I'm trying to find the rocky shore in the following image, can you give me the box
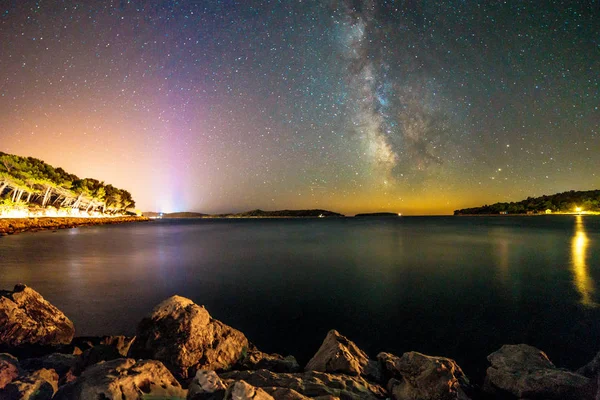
[0,216,149,236]
[1,284,598,399]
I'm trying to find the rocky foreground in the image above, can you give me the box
[0,216,149,236]
[1,285,599,399]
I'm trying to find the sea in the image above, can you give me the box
[1,215,599,380]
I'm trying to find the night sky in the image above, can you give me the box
[1,1,598,214]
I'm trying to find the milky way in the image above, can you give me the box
[335,0,459,182]
[1,1,598,214]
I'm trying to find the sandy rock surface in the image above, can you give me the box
[129,295,250,379]
[0,284,75,348]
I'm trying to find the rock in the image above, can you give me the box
[0,353,21,389]
[53,358,187,400]
[19,353,77,379]
[129,295,249,379]
[577,350,600,378]
[187,373,311,400]
[70,335,134,357]
[305,330,380,381]
[484,344,594,399]
[377,351,470,400]
[70,345,123,376]
[238,347,300,373]
[0,368,59,400]
[262,387,310,400]
[220,369,386,399]
[99,335,135,357]
[69,338,96,355]
[188,370,227,400]
[0,284,75,347]
[224,380,274,400]
[487,343,555,371]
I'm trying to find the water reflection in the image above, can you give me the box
[495,237,510,284]
[572,215,595,306]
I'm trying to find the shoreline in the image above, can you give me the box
[453,213,554,217]
[1,213,594,237]
[1,284,598,399]
[0,216,150,236]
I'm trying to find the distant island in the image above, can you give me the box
[144,209,344,218]
[354,212,401,217]
[0,151,137,218]
[454,189,600,215]
[143,212,208,219]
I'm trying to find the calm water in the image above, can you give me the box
[1,216,600,380]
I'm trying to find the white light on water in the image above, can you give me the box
[572,215,595,307]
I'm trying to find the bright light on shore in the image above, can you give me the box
[0,209,29,218]
[0,207,128,219]
[575,207,583,214]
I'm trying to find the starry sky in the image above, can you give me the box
[1,1,598,215]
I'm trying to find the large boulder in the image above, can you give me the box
[0,284,75,347]
[484,344,594,399]
[53,358,187,400]
[224,380,274,400]
[220,369,387,399]
[305,330,380,381]
[0,368,59,400]
[378,351,471,400]
[129,295,249,379]
[0,353,21,389]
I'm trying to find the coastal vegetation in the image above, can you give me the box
[454,189,600,215]
[0,151,135,217]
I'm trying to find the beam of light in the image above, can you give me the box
[571,215,596,307]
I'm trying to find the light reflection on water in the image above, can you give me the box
[494,235,510,284]
[572,215,595,307]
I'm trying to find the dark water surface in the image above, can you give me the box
[1,216,600,379]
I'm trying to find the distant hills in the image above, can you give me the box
[354,212,400,217]
[454,190,600,215]
[143,212,207,218]
[144,209,344,218]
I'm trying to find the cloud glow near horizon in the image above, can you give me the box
[1,1,598,214]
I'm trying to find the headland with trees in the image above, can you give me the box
[454,189,600,215]
[0,151,136,218]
